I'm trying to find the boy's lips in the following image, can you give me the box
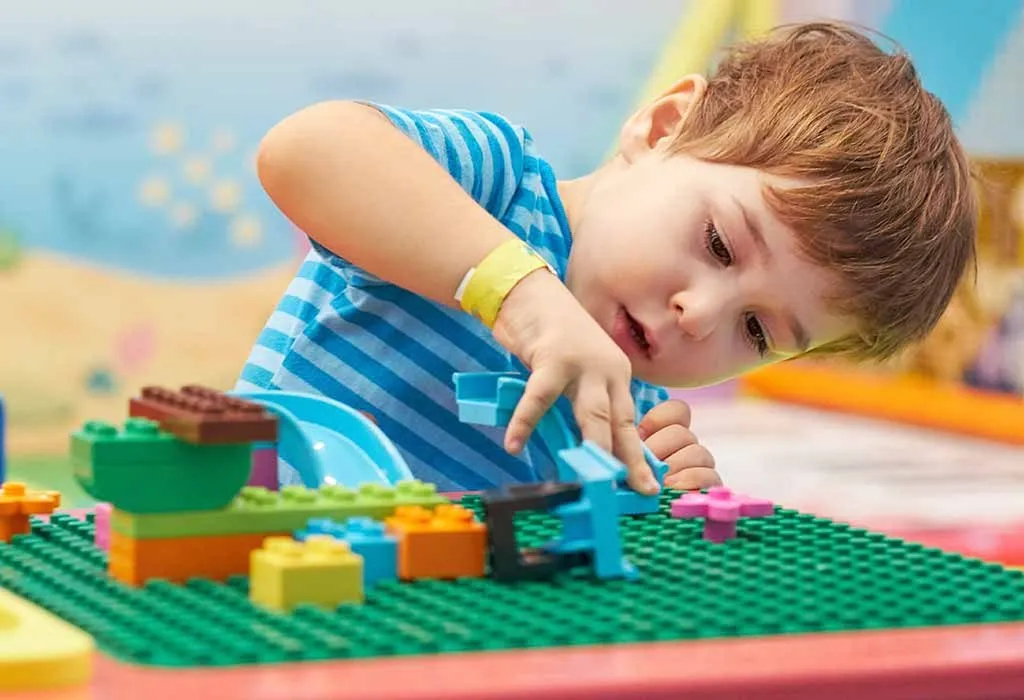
[612,307,655,360]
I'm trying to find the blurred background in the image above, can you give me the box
[1,1,1021,559]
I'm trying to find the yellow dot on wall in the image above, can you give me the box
[211,127,237,153]
[230,214,263,248]
[209,180,242,213]
[151,122,186,156]
[138,176,171,207]
[183,156,212,185]
[170,202,198,230]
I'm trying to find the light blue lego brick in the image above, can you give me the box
[296,516,398,588]
[616,445,668,516]
[550,442,638,581]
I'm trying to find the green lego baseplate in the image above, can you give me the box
[3,493,1024,669]
[110,482,447,539]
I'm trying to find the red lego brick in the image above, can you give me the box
[128,385,277,445]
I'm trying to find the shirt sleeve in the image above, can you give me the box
[632,379,671,422]
[308,104,528,285]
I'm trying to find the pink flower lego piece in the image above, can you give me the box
[670,486,774,543]
[94,502,112,552]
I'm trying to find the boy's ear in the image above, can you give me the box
[619,75,708,163]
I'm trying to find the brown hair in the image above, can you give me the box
[669,21,978,360]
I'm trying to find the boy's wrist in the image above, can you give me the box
[456,239,556,328]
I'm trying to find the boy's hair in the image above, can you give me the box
[669,21,978,361]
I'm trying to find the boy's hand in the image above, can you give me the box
[637,399,721,490]
[492,270,660,495]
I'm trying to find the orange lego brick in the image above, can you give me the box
[384,503,487,580]
[0,482,61,543]
[109,529,287,586]
[129,385,277,445]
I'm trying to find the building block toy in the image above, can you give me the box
[0,481,61,542]
[93,501,112,552]
[481,482,592,581]
[0,587,94,690]
[296,516,397,587]
[670,487,776,543]
[130,385,278,444]
[454,371,667,516]
[250,535,364,612]
[234,390,415,488]
[547,442,637,580]
[110,480,446,539]
[384,504,487,580]
[71,417,252,514]
[109,529,286,586]
[249,442,280,490]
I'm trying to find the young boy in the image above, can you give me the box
[236,22,976,495]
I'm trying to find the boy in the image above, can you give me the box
[237,22,977,495]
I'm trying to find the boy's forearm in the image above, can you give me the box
[257,101,516,308]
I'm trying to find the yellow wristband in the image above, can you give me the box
[456,239,555,328]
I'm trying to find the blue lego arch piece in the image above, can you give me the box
[234,391,415,489]
[453,371,667,515]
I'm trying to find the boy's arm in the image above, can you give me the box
[257,101,519,306]
[257,101,658,495]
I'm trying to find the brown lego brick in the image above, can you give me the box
[128,385,277,445]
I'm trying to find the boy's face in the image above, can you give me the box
[562,150,856,388]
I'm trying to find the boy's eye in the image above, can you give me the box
[745,314,769,357]
[704,221,732,265]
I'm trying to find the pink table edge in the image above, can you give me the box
[12,622,1024,700]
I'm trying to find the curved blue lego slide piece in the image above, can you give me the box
[234,391,415,489]
[453,371,667,516]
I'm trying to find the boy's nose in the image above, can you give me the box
[672,296,721,341]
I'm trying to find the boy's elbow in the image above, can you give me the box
[256,101,384,201]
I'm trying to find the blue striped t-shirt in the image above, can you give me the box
[236,105,670,491]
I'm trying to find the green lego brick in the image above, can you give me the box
[4,494,1024,669]
[110,481,447,539]
[71,418,252,514]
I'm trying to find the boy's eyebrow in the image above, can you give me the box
[732,195,771,260]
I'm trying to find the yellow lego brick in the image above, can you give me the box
[0,587,94,690]
[250,536,364,612]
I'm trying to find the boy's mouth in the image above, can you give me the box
[613,307,653,360]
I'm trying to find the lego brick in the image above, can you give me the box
[108,530,286,586]
[0,482,61,543]
[129,385,277,445]
[111,480,446,539]
[0,587,94,690]
[248,444,279,490]
[93,502,111,552]
[250,535,363,612]
[9,501,1024,670]
[550,442,637,580]
[384,504,487,580]
[71,418,253,514]
[296,516,397,587]
[671,487,775,543]
[480,482,588,582]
